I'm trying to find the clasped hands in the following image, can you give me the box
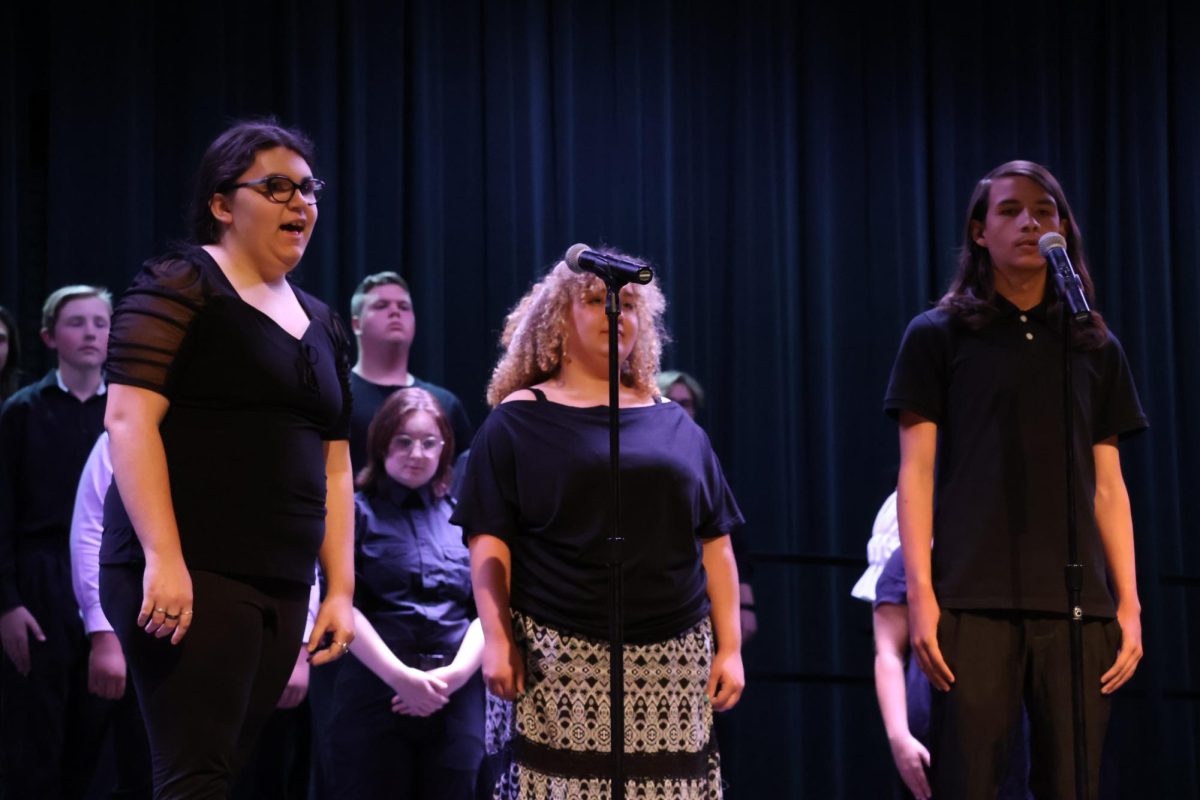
[389,662,470,716]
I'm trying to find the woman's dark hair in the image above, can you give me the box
[356,387,455,498]
[0,305,22,401]
[188,118,316,245]
[938,160,1108,349]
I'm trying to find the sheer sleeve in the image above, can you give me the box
[105,256,207,397]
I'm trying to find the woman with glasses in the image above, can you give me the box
[99,119,356,798]
[453,249,745,799]
[328,387,484,799]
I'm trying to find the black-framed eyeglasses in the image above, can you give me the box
[228,175,326,204]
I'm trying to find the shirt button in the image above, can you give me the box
[1025,332,1034,341]
[1020,314,1028,322]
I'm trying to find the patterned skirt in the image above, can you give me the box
[485,611,722,799]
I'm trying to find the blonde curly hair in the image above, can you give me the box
[486,248,668,407]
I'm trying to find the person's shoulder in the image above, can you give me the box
[121,246,214,310]
[499,388,538,405]
[906,306,954,334]
[142,246,212,287]
[895,306,958,354]
[0,375,49,415]
[1096,326,1128,356]
[352,490,374,513]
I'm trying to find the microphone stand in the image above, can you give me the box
[604,283,626,800]
[1051,270,1090,800]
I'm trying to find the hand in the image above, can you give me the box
[706,647,745,711]
[277,645,311,709]
[139,555,193,644]
[307,593,355,666]
[481,634,525,701]
[0,606,45,676]
[908,590,954,691]
[1101,603,1143,694]
[87,631,127,700]
[426,663,470,696]
[389,666,449,717]
[888,732,932,800]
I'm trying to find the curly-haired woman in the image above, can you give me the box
[452,248,745,798]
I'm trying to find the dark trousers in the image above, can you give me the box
[230,699,311,800]
[328,655,484,799]
[0,548,116,799]
[305,656,342,800]
[100,565,309,800]
[105,687,154,799]
[930,611,1120,800]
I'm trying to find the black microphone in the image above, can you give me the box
[1038,233,1091,323]
[565,243,654,287]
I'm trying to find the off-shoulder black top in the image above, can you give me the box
[100,246,353,585]
[451,391,744,643]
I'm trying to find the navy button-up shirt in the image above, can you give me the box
[353,480,473,655]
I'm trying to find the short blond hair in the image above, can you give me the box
[41,285,112,332]
[486,249,668,407]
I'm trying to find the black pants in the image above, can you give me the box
[100,565,310,800]
[305,655,342,800]
[328,655,484,799]
[930,611,1121,800]
[0,548,117,799]
[230,699,311,800]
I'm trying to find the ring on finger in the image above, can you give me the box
[153,607,167,614]
[164,612,181,621]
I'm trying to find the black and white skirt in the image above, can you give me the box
[485,611,722,799]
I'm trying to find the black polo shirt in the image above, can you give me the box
[884,296,1147,617]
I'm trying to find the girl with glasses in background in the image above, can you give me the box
[328,387,484,799]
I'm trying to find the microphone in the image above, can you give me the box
[565,244,654,287]
[1038,233,1091,323]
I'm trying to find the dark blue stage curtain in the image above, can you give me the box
[3,2,1197,797]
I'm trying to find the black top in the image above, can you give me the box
[353,481,473,655]
[451,391,744,643]
[884,296,1148,617]
[101,246,353,585]
[0,371,106,610]
[349,372,473,470]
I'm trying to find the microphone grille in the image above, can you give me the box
[1038,232,1067,257]
[564,243,591,273]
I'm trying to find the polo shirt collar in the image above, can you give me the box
[993,291,1052,323]
[54,369,107,397]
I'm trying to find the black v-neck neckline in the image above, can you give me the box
[199,246,313,342]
